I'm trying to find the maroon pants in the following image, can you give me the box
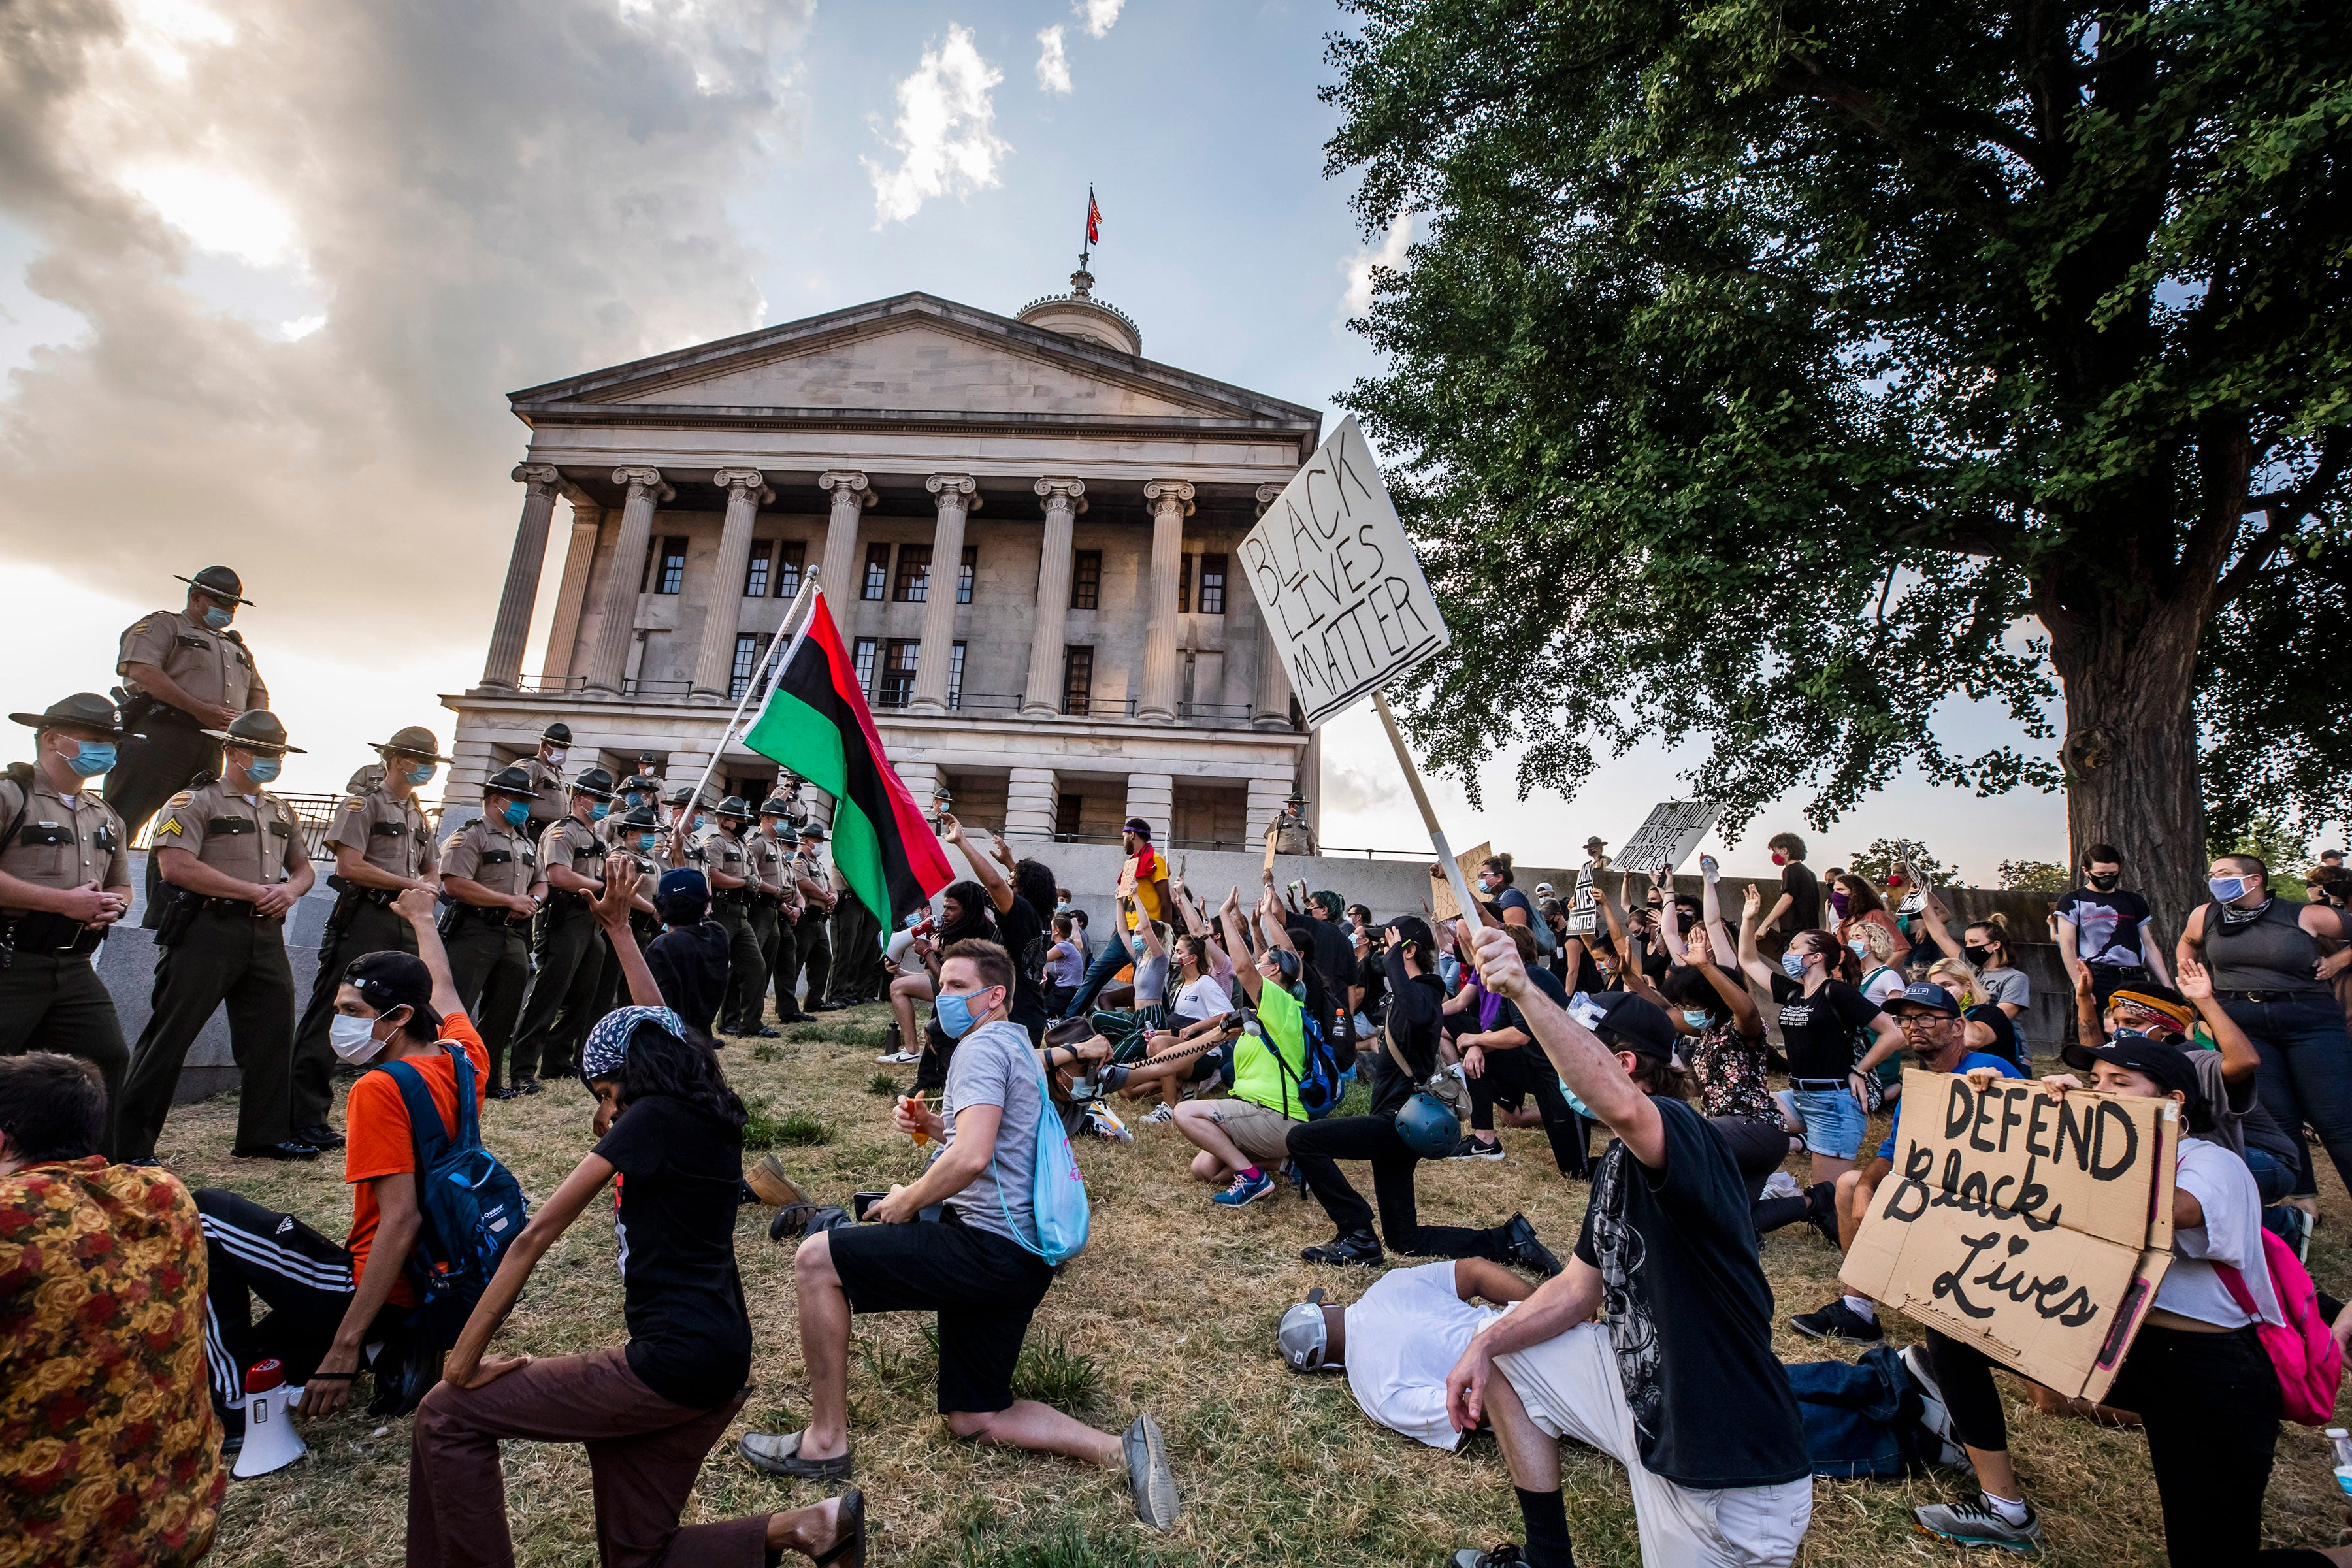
[407,1346,768,1568]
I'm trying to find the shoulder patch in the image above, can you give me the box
[342,796,366,810]
[130,617,153,633]
[165,791,194,809]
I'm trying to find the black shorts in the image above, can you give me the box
[828,1215,1056,1415]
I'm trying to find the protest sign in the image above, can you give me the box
[1614,800,1720,878]
[1427,841,1491,923]
[1238,415,1450,730]
[1841,1068,2178,1403]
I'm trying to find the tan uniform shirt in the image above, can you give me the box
[517,757,566,827]
[116,608,267,715]
[324,785,440,881]
[539,816,604,886]
[347,764,385,794]
[151,779,301,889]
[441,819,539,899]
[1268,814,1316,856]
[0,769,130,914]
[749,832,789,898]
[697,826,749,890]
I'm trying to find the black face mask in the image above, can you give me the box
[1962,943,1992,966]
[2087,872,2119,891]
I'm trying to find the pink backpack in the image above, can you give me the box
[2218,1228,2345,1426]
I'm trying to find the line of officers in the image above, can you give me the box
[0,564,884,1166]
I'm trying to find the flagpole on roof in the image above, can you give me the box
[684,574,819,813]
[1080,183,1093,270]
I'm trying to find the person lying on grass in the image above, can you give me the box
[409,856,862,1568]
[1276,1258,1536,1449]
[737,938,1181,1532]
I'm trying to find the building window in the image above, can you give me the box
[1177,554,1190,614]
[1070,550,1101,610]
[1061,646,1092,716]
[774,540,806,600]
[1056,792,1081,836]
[862,544,891,600]
[642,534,689,594]
[948,641,966,710]
[729,632,771,699]
[879,640,919,708]
[957,545,977,604]
[893,544,932,602]
[744,542,772,599]
[853,637,878,693]
[1198,552,1226,615]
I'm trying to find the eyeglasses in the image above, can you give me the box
[1895,1012,1950,1031]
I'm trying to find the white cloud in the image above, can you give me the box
[1035,25,1071,93]
[1341,210,1413,317]
[278,312,325,340]
[1075,0,1124,39]
[123,164,303,268]
[866,25,1008,226]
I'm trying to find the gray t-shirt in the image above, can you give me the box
[939,1019,1045,1245]
[1978,966,2033,1055]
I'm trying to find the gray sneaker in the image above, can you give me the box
[1912,1494,2042,1554]
[1121,1413,1179,1530]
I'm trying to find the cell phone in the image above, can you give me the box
[852,1190,889,1222]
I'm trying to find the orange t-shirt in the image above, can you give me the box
[343,1013,488,1307]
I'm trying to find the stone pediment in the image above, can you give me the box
[510,293,1319,440]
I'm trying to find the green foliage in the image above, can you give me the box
[1997,859,2073,895]
[2200,536,2352,844]
[866,1073,902,1096]
[752,1043,781,1063]
[1321,0,2352,849]
[742,1102,831,1151]
[1010,1330,1103,1414]
[955,1523,1161,1568]
[1841,838,1952,888]
[2209,813,2313,900]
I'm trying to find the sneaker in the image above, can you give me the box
[1213,1170,1275,1207]
[1790,1297,1884,1343]
[291,1123,346,1151]
[1501,1212,1562,1279]
[1912,1494,2042,1554]
[1899,1345,1970,1467]
[1120,1413,1180,1530]
[1805,1180,1841,1249]
[231,1141,321,1161]
[1454,1548,1530,1568]
[1301,1229,1385,1267]
[1761,1170,1802,1201]
[1141,1103,1176,1126]
[519,1079,543,1096]
[1448,1135,1505,1162]
[874,1049,919,1064]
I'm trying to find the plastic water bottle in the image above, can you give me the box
[2327,1428,2352,1499]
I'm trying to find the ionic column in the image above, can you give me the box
[1005,766,1058,839]
[581,466,671,695]
[815,470,874,602]
[1251,482,1296,729]
[540,494,602,683]
[1020,478,1086,717]
[481,463,561,689]
[690,468,772,704]
[910,474,980,715]
[1136,480,1192,724]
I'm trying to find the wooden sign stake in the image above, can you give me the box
[1373,690,1481,932]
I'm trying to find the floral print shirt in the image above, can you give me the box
[1687,1021,1780,1127]
[1,1159,222,1568]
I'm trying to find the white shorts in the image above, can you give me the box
[1494,1319,1813,1568]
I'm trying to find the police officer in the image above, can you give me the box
[439,765,544,1098]
[612,762,662,821]
[660,782,708,871]
[755,796,811,1025]
[287,725,448,1147]
[744,797,796,1033]
[591,798,664,1020]
[702,797,767,1036]
[517,723,574,838]
[114,710,316,1162]
[0,695,133,1106]
[508,766,616,1085]
[800,823,847,1011]
[1267,789,1317,857]
[106,566,269,843]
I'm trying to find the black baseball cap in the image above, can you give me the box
[1587,991,1676,1060]
[1386,914,1435,951]
[345,951,433,1021]
[2060,1031,2204,1115]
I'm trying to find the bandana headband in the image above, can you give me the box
[581,1005,685,1083]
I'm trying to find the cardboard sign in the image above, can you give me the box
[1428,840,1491,923]
[1614,800,1720,878]
[1238,415,1451,729]
[1841,1068,2179,1403]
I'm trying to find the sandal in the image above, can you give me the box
[813,1488,865,1568]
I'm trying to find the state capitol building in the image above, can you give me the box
[443,267,1322,848]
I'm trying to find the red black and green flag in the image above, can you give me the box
[743,589,953,928]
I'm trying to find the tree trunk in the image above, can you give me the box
[2044,595,2209,945]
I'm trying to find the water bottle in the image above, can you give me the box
[2327,1427,2352,1499]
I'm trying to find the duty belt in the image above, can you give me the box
[325,875,400,907]
[193,894,286,921]
[453,902,531,927]
[0,910,105,958]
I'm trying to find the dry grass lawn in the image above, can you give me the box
[167,1003,2352,1567]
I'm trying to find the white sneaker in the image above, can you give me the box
[1761,1171,1802,1201]
[1141,1103,1176,1126]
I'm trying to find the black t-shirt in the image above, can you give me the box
[1370,962,1445,1116]
[647,921,731,1036]
[593,1094,753,1411]
[1572,1096,1808,1488]
[1561,937,1607,996]
[1354,949,1389,1022]
[1493,886,1535,924]
[1308,919,1356,1013]
[1767,972,1882,1080]
[1492,963,1570,1039]
[2055,885,2155,969]
[1779,862,1821,932]
[996,892,1049,1044]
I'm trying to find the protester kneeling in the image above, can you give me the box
[1445,926,1813,1568]
[738,939,1181,1531]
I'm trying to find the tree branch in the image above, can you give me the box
[2213,427,2349,606]
[1771,56,2021,235]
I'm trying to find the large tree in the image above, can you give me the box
[1324,0,2352,929]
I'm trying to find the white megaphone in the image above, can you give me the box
[231,1358,308,1478]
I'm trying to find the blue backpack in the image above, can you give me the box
[1255,998,1344,1120]
[371,1044,530,1347]
[996,1042,1091,1266]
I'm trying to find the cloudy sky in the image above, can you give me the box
[0,0,2073,881]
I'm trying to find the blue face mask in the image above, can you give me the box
[591,802,610,821]
[501,800,530,829]
[1680,1009,1710,1031]
[405,763,436,786]
[1780,950,1809,979]
[1848,939,1870,960]
[243,755,281,785]
[1132,936,1149,958]
[691,814,706,833]
[934,985,1002,1039]
[201,604,233,630]
[63,740,116,778]
[637,833,657,853]
[2210,874,2257,904]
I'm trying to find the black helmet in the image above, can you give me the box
[175,564,252,605]
[1394,1091,1461,1159]
[482,764,536,798]
[201,709,305,755]
[569,766,617,801]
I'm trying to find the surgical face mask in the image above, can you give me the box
[329,1011,389,1064]
[501,800,530,830]
[242,755,281,785]
[1680,1009,1712,1032]
[1780,949,1810,979]
[59,738,116,778]
[404,763,436,786]
[591,802,610,821]
[636,832,657,853]
[1131,936,1149,958]
[201,602,233,630]
[2087,872,2119,891]
[691,813,706,834]
[623,791,644,808]
[1848,939,1869,960]
[546,746,569,766]
[934,985,1001,1039]
[2210,874,2257,904]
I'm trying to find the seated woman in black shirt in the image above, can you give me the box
[408,858,864,1568]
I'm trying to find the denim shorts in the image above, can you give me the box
[1789,1085,1866,1160]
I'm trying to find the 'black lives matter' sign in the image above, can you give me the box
[1239,416,1450,729]
[1842,1068,2178,1403]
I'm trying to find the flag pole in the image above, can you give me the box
[684,574,819,813]
[1372,689,1482,931]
